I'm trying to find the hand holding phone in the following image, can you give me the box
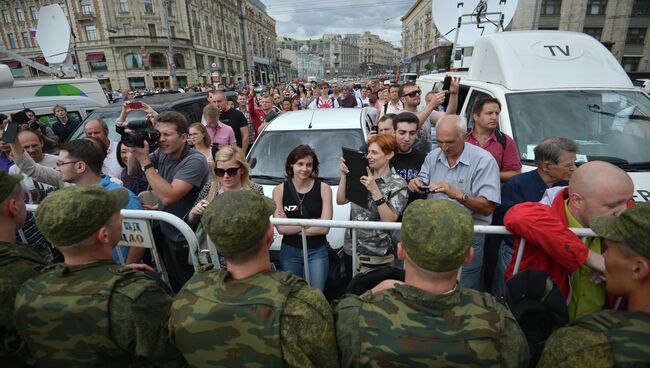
[418,186,430,194]
[2,121,19,143]
[128,101,143,109]
[441,75,452,109]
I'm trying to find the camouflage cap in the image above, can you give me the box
[591,202,650,259]
[201,190,275,257]
[401,199,474,272]
[0,169,23,203]
[35,185,129,247]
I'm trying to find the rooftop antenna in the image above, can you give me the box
[432,0,519,69]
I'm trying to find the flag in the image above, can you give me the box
[29,28,37,38]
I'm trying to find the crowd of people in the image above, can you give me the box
[0,76,648,367]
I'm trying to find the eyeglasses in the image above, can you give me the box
[402,90,422,98]
[56,160,81,167]
[214,167,240,177]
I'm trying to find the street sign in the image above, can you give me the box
[211,63,218,72]
[403,58,412,63]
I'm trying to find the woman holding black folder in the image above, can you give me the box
[272,145,333,291]
[337,133,408,276]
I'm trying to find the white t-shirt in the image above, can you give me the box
[9,153,58,204]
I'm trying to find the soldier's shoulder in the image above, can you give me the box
[113,268,169,301]
[285,278,332,319]
[0,242,46,269]
[539,320,611,367]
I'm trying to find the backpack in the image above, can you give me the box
[504,269,569,365]
[345,265,405,295]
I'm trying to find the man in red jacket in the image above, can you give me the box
[247,84,277,137]
[504,161,634,320]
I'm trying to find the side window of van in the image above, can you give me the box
[38,111,83,127]
[464,90,492,129]
[455,85,471,115]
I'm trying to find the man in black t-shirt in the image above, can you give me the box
[209,90,249,152]
[391,112,427,204]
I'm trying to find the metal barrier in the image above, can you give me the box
[270,217,597,284]
[25,205,208,283]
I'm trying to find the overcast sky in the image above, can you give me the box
[262,0,414,47]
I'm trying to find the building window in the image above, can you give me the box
[84,25,98,41]
[144,0,153,13]
[149,52,166,68]
[21,32,31,47]
[207,32,213,48]
[170,26,175,37]
[166,0,173,16]
[81,3,93,15]
[124,53,142,69]
[29,6,37,20]
[632,0,650,16]
[123,23,132,35]
[15,8,25,22]
[621,56,641,72]
[583,27,603,40]
[2,10,9,23]
[128,76,145,89]
[8,33,17,48]
[119,0,129,12]
[194,29,200,44]
[88,55,107,71]
[148,24,156,38]
[541,0,562,15]
[174,53,185,68]
[196,53,204,70]
[152,76,170,89]
[626,27,647,44]
[191,10,197,24]
[586,0,607,15]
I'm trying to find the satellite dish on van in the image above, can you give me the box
[35,5,71,64]
[432,0,519,47]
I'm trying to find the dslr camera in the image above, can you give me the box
[120,119,160,149]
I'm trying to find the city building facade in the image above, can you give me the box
[355,31,398,75]
[0,0,281,90]
[278,34,359,78]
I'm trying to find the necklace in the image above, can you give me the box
[297,192,307,216]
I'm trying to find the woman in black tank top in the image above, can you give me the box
[272,145,333,291]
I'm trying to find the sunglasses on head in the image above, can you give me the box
[402,90,422,98]
[214,167,240,177]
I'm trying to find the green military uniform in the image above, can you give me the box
[334,199,530,367]
[12,185,187,368]
[538,203,650,367]
[170,190,339,368]
[0,242,45,367]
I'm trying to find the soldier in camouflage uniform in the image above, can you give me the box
[169,190,339,368]
[0,169,45,367]
[539,202,650,367]
[334,199,530,368]
[13,185,187,368]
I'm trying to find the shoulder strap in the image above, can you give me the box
[330,97,336,108]
[383,102,388,114]
[495,129,507,151]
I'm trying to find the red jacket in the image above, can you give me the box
[504,187,589,299]
[247,93,266,138]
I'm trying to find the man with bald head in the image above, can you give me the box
[208,89,249,151]
[409,115,501,289]
[504,161,634,319]
[84,119,121,178]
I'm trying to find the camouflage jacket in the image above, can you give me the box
[170,268,340,368]
[334,283,530,368]
[344,167,408,256]
[539,309,650,367]
[0,242,45,367]
[13,260,186,368]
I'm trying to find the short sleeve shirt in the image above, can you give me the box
[150,146,210,242]
[465,129,522,172]
[417,142,501,225]
[218,108,248,147]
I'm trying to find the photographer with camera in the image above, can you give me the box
[22,109,59,154]
[127,110,210,292]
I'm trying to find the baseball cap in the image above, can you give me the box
[401,199,474,272]
[36,185,129,247]
[201,190,275,256]
[0,169,23,203]
[590,202,650,259]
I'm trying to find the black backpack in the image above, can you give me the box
[345,265,405,296]
[504,269,569,365]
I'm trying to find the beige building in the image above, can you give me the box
[355,31,398,74]
[401,0,650,75]
[278,34,359,77]
[0,0,281,90]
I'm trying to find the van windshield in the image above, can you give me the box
[248,129,365,186]
[506,90,650,168]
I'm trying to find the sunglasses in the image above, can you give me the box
[214,167,240,177]
[402,90,422,98]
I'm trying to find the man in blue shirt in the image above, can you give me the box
[491,136,578,295]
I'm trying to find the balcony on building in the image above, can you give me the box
[76,11,96,21]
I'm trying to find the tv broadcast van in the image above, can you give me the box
[417,31,650,203]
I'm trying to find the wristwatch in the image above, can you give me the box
[373,197,386,206]
[141,163,155,172]
[459,192,469,204]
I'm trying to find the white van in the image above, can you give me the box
[417,31,650,203]
[0,64,106,123]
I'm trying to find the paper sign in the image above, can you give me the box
[118,219,154,248]
[524,144,536,160]
[576,154,588,164]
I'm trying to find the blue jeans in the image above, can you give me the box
[492,240,514,296]
[460,233,485,290]
[281,244,329,291]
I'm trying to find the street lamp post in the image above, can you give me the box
[163,0,177,89]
